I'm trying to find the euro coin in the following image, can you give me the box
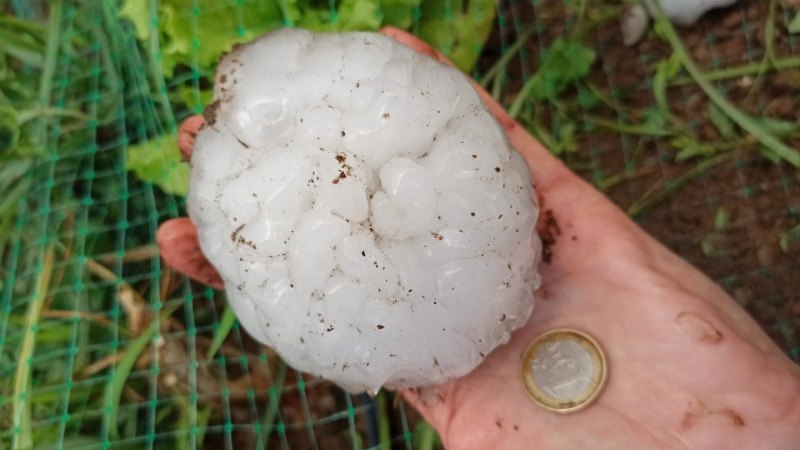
[520,328,607,414]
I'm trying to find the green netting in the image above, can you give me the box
[1,0,798,448]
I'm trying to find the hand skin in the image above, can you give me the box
[157,27,800,450]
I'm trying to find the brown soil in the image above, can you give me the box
[540,209,562,264]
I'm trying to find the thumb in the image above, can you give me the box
[157,218,224,289]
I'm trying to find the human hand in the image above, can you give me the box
[157,28,800,450]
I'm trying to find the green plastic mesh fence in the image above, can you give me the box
[0,0,798,448]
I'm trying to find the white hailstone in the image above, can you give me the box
[658,0,739,26]
[623,0,740,46]
[187,29,541,394]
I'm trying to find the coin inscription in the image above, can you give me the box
[531,340,593,399]
[521,329,607,414]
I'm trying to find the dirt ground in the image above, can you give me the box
[479,0,800,361]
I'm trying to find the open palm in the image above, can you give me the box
[157,28,800,449]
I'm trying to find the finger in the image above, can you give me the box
[379,27,577,194]
[178,115,205,161]
[157,218,224,289]
[380,26,453,65]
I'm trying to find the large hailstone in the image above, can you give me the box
[187,29,541,394]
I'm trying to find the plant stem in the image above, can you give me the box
[416,422,438,450]
[479,24,537,88]
[627,152,735,217]
[258,360,287,448]
[596,165,658,191]
[0,14,48,38]
[671,56,800,86]
[746,0,778,98]
[508,72,544,119]
[205,305,236,362]
[644,0,800,167]
[581,114,672,136]
[13,247,54,450]
[17,107,88,124]
[103,303,181,439]
[38,0,61,107]
[378,392,391,450]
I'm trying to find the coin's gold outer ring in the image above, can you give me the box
[520,328,608,414]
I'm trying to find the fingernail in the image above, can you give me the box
[378,26,401,37]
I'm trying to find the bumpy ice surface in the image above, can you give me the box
[187,29,541,393]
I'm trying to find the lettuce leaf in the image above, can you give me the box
[417,0,497,72]
[121,0,494,77]
[122,0,287,77]
[125,132,189,196]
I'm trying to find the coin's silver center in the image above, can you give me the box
[530,339,594,400]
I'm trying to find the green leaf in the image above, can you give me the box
[749,116,799,138]
[708,103,736,140]
[0,104,20,155]
[334,0,383,30]
[418,0,497,72]
[531,37,596,101]
[509,38,595,117]
[119,0,151,41]
[122,0,496,85]
[124,0,287,78]
[123,0,435,78]
[554,111,579,153]
[789,11,800,34]
[671,134,715,161]
[205,306,236,362]
[521,115,563,155]
[0,15,48,41]
[653,53,682,113]
[173,86,214,113]
[642,106,670,134]
[759,145,783,165]
[414,421,442,450]
[379,0,421,29]
[126,133,189,196]
[13,249,54,450]
[103,303,182,439]
[713,207,729,231]
[0,27,45,67]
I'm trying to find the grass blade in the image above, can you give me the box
[102,303,181,439]
[479,24,537,88]
[13,247,54,450]
[0,28,44,67]
[377,392,391,450]
[258,360,287,448]
[790,10,800,34]
[414,422,439,450]
[0,15,48,39]
[627,152,735,217]
[38,0,62,107]
[205,305,236,362]
[645,0,800,167]
[670,55,800,86]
